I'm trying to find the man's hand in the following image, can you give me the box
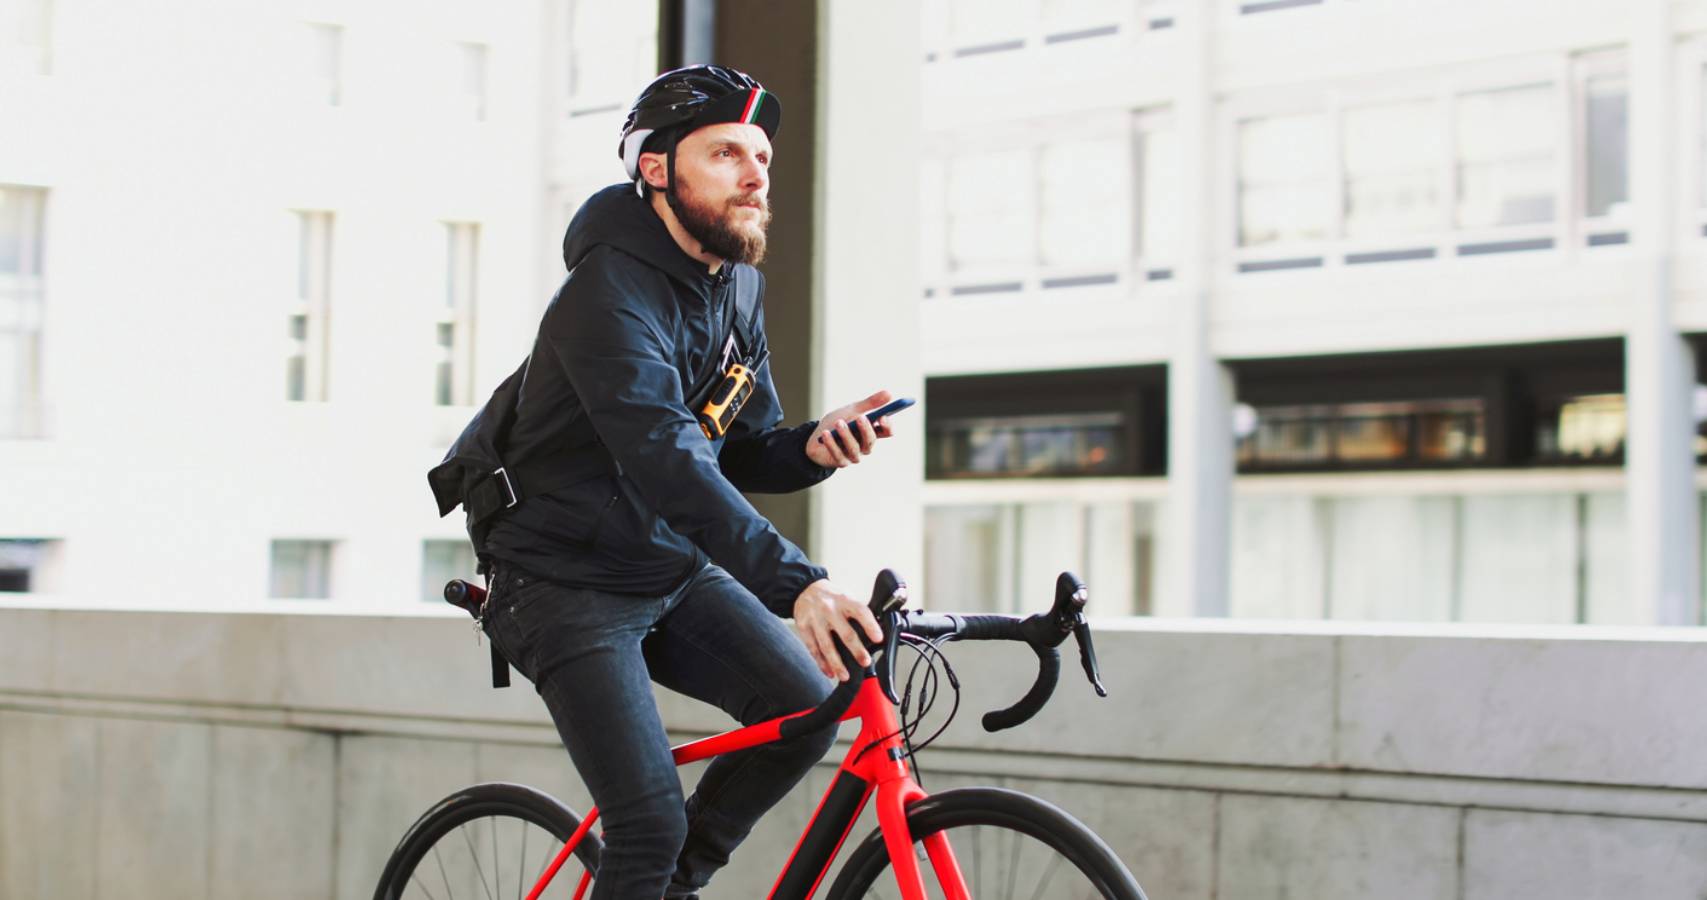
[793,579,884,682]
[806,390,896,469]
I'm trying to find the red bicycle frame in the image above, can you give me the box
[522,673,965,900]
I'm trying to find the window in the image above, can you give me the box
[1455,84,1555,230]
[421,540,476,603]
[930,117,1138,295]
[1342,100,1442,241]
[926,367,1161,479]
[1,0,51,75]
[1576,53,1628,245]
[436,222,478,407]
[269,540,335,600]
[1236,399,1487,470]
[0,186,46,438]
[1536,393,1625,462]
[454,42,488,121]
[1039,137,1128,273]
[1237,113,1333,249]
[1135,111,1181,278]
[288,211,332,403]
[932,412,1129,478]
[0,539,62,593]
[302,23,343,106]
[947,149,1033,281]
[564,0,656,115]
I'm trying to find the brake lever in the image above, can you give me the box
[1073,622,1108,697]
[1053,572,1107,697]
[876,609,903,705]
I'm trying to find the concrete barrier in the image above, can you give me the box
[2,608,1705,899]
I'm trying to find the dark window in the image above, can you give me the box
[926,367,1165,480]
[1238,399,1486,469]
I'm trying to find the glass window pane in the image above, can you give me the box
[947,150,1033,270]
[1343,101,1441,238]
[270,540,333,599]
[1584,75,1628,219]
[920,158,947,282]
[949,0,1028,46]
[459,42,487,120]
[422,540,476,603]
[304,23,341,106]
[1455,85,1556,228]
[1040,138,1128,269]
[1238,114,1332,246]
[567,0,658,105]
[1138,128,1182,261]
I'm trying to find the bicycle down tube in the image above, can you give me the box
[518,670,960,900]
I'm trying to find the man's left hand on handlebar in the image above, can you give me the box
[806,390,895,468]
[792,579,884,682]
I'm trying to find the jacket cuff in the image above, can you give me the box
[768,561,829,617]
[793,420,836,484]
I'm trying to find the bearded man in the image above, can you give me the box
[473,65,896,900]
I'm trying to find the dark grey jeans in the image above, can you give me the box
[483,560,837,900]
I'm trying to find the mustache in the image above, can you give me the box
[728,193,769,212]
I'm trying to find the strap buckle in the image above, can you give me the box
[493,467,519,509]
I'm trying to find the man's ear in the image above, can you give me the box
[637,152,668,191]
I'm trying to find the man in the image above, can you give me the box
[475,65,894,899]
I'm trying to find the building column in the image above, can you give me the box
[808,0,926,593]
[1164,0,1233,617]
[1626,0,1700,625]
[686,1,924,593]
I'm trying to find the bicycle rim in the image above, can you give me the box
[825,787,1145,900]
[373,782,601,900]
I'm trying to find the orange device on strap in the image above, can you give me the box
[697,362,756,439]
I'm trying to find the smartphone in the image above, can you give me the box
[864,396,916,423]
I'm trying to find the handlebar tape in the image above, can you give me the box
[981,645,1061,732]
[779,638,867,741]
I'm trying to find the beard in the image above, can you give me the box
[667,180,772,266]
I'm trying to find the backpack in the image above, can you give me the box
[426,266,764,575]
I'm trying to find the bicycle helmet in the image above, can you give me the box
[618,64,783,188]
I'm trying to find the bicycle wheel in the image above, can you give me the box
[372,782,602,900]
[825,787,1145,900]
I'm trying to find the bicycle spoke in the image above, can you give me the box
[516,823,527,900]
[433,843,454,900]
[492,816,501,900]
[410,871,443,900]
[1004,825,1021,900]
[1025,845,1065,900]
[460,823,498,900]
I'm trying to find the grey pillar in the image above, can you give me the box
[1625,0,1700,625]
[1165,0,1233,617]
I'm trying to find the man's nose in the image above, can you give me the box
[740,157,768,191]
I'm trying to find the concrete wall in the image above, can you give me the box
[3,607,1706,899]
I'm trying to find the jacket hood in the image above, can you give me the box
[562,184,717,294]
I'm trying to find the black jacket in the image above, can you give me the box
[482,184,832,614]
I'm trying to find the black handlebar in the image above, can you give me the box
[779,568,1109,740]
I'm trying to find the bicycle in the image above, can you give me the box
[374,568,1147,900]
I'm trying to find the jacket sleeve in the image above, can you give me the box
[547,249,826,615]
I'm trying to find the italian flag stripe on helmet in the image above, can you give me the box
[739,88,766,125]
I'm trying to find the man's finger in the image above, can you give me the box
[796,621,832,678]
[851,605,884,643]
[853,416,878,453]
[819,427,851,467]
[832,619,871,668]
[835,420,862,462]
[814,627,848,681]
[858,389,893,412]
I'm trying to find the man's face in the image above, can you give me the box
[646,122,773,265]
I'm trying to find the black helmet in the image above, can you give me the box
[618,64,783,182]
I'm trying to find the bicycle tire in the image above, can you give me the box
[824,787,1146,900]
[372,782,603,900]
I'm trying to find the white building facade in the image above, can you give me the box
[916,0,1707,625]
